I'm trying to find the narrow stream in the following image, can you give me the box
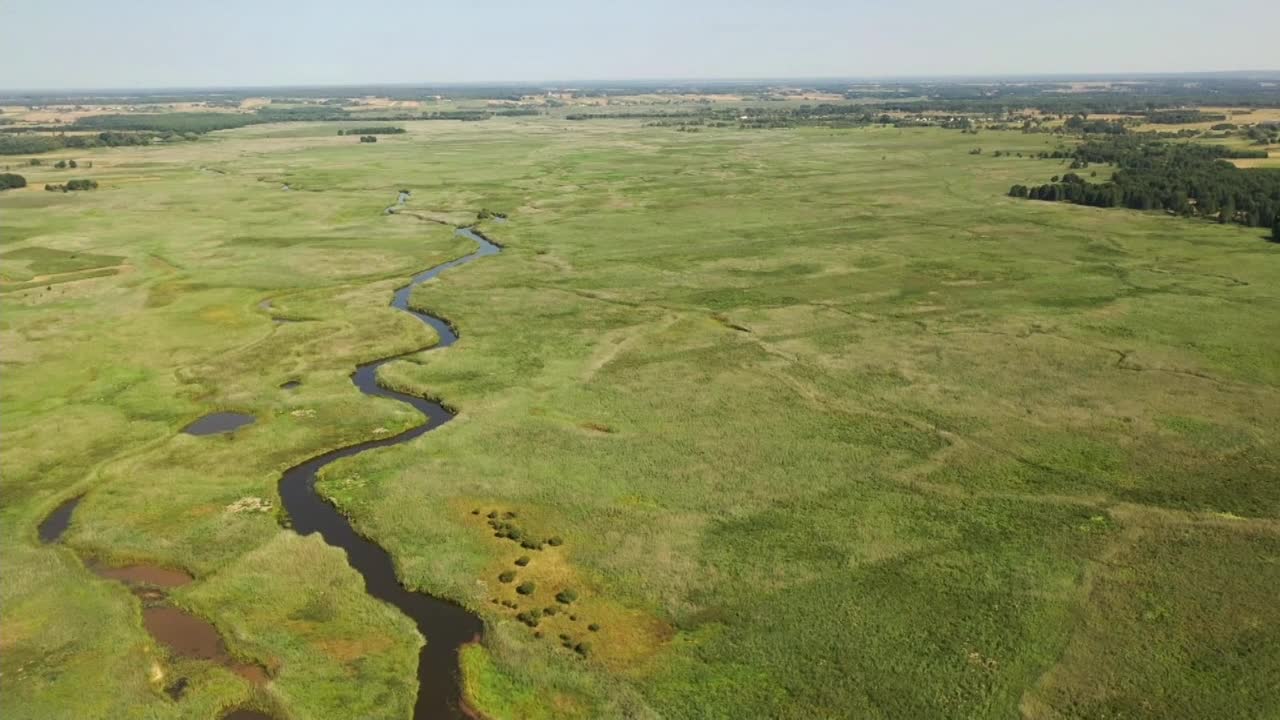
[275,226,498,719]
[40,225,501,720]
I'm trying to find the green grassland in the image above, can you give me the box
[2,115,1278,719]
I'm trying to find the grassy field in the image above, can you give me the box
[3,114,1278,719]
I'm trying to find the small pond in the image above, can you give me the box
[182,413,255,436]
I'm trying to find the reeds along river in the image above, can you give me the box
[40,225,503,720]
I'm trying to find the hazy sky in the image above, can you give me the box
[2,0,1277,89]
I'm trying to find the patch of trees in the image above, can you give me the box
[0,172,26,190]
[73,112,259,133]
[1145,110,1228,124]
[336,127,406,136]
[425,110,494,121]
[0,130,182,155]
[1063,114,1130,135]
[358,135,378,143]
[1012,138,1280,231]
[45,178,98,192]
[1034,136,1266,164]
[1244,123,1280,145]
[53,159,78,169]
[0,135,64,154]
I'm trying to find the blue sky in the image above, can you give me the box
[2,0,1277,89]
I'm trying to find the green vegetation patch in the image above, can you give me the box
[0,246,124,280]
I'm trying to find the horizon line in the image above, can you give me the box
[3,69,1280,95]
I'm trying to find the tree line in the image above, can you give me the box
[337,127,406,136]
[1145,110,1229,124]
[1,107,518,155]
[1010,138,1280,232]
[0,130,180,155]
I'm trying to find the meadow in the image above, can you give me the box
[2,111,1278,719]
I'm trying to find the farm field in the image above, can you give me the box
[3,115,1279,720]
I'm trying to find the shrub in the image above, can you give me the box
[556,589,578,605]
[0,172,26,190]
[520,539,543,550]
[498,571,516,583]
[516,581,536,595]
[515,555,531,567]
[487,510,498,519]
[574,642,591,657]
[588,623,600,632]
[547,536,564,547]
[543,606,558,616]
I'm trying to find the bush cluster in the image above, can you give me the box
[44,178,98,192]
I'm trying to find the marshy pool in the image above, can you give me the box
[182,412,255,436]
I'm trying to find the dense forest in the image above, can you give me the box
[1010,138,1280,231]
[74,112,261,133]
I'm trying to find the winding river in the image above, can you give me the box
[276,226,496,719]
[41,225,501,719]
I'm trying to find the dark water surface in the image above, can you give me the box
[182,412,256,436]
[37,496,83,543]
[275,226,497,719]
[223,711,276,720]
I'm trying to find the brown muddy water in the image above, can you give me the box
[88,561,269,690]
[41,516,268,702]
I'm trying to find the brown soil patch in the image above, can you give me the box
[92,563,193,588]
